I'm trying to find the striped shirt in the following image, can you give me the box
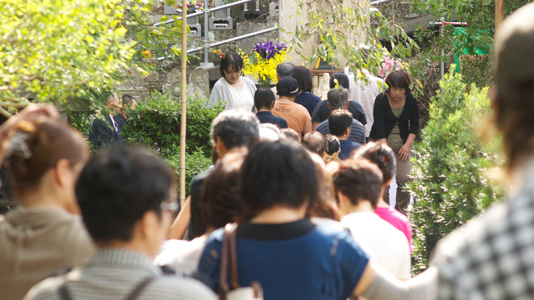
[316,118,366,145]
[24,248,217,300]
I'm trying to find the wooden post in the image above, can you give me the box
[179,0,188,205]
[495,0,504,30]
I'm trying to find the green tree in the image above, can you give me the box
[407,67,503,273]
[0,0,135,112]
[411,0,529,87]
[293,0,422,91]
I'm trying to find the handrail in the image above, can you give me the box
[157,25,278,60]
[153,0,255,26]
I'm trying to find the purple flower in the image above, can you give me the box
[253,41,287,59]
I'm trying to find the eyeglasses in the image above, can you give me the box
[160,201,179,214]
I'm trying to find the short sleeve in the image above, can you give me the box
[312,101,327,123]
[195,230,224,292]
[335,231,370,298]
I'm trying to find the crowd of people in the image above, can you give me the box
[1,3,534,299]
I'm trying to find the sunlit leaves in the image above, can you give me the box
[0,0,135,104]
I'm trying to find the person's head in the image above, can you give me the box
[291,66,313,93]
[492,3,534,170]
[240,140,319,219]
[220,52,244,84]
[385,70,411,99]
[276,63,295,80]
[107,92,122,112]
[328,109,353,137]
[302,131,327,156]
[276,76,300,98]
[210,110,260,155]
[122,94,137,110]
[280,128,300,143]
[258,123,282,142]
[254,87,276,111]
[76,145,176,255]
[199,152,245,231]
[327,87,349,110]
[353,142,396,186]
[325,134,340,156]
[1,117,89,209]
[330,73,350,90]
[333,159,383,212]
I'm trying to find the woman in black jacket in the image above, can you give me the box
[370,70,419,215]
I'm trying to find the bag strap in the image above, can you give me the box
[228,223,240,290]
[59,282,73,300]
[218,223,239,299]
[58,276,156,300]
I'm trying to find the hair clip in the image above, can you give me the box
[5,131,32,160]
[334,78,339,89]
[213,49,226,59]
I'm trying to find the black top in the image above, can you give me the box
[187,168,212,240]
[369,93,419,143]
[237,219,316,240]
[256,111,288,128]
[88,114,128,149]
[312,100,367,125]
[295,92,322,117]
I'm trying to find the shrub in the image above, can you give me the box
[70,91,223,196]
[165,148,213,196]
[123,91,224,156]
[407,67,503,274]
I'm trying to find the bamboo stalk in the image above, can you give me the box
[179,0,188,206]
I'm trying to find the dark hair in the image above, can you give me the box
[327,87,349,110]
[199,153,244,230]
[76,145,174,243]
[328,109,353,136]
[3,118,88,194]
[385,70,411,95]
[277,63,295,78]
[122,94,135,105]
[325,134,340,155]
[219,52,244,77]
[254,87,275,110]
[330,73,350,90]
[240,140,318,219]
[353,142,396,184]
[333,159,383,209]
[210,110,260,150]
[280,128,300,142]
[291,66,313,93]
[302,131,327,156]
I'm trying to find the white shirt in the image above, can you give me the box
[341,211,411,280]
[349,70,386,137]
[154,236,207,275]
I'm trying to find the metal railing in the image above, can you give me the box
[155,0,277,63]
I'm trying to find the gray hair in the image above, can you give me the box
[276,63,295,78]
[327,87,349,110]
[210,109,260,150]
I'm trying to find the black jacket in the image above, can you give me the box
[369,93,419,143]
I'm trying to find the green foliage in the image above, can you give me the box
[122,91,224,157]
[407,68,503,273]
[411,0,528,87]
[293,0,421,92]
[0,0,134,105]
[164,148,212,195]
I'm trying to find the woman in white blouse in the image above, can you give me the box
[209,52,256,111]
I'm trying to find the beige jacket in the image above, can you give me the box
[0,206,95,300]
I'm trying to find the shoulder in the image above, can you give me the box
[211,78,227,90]
[349,101,364,110]
[431,200,511,271]
[242,77,257,89]
[24,274,66,300]
[351,119,364,128]
[151,276,217,299]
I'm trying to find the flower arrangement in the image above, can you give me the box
[240,42,290,87]
[378,54,402,79]
[178,0,203,13]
